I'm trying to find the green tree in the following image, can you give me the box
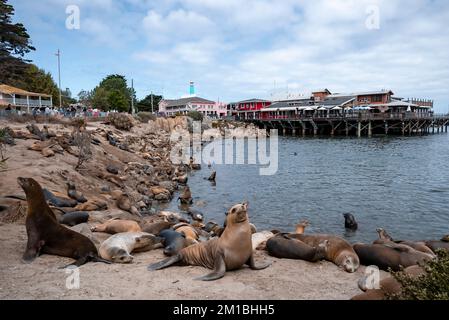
[91,75,132,112]
[91,87,109,110]
[0,0,35,84]
[137,93,163,112]
[78,90,92,106]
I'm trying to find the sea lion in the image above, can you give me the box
[59,211,89,227]
[289,234,360,273]
[353,243,434,272]
[424,240,449,253]
[174,223,199,243]
[91,219,142,234]
[173,174,188,185]
[99,232,163,263]
[295,220,309,234]
[66,182,87,203]
[18,177,109,266]
[352,265,425,300]
[189,157,201,170]
[375,228,394,241]
[43,189,78,208]
[266,233,328,262]
[374,228,436,257]
[178,186,193,205]
[343,213,358,231]
[74,198,107,211]
[204,221,224,237]
[187,209,204,222]
[116,194,141,217]
[142,220,173,235]
[207,171,216,182]
[148,202,271,281]
[159,229,192,256]
[252,231,275,251]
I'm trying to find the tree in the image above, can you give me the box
[137,93,163,112]
[91,74,132,112]
[78,90,92,106]
[0,0,35,84]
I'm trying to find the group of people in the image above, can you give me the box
[2,104,111,118]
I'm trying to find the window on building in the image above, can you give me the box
[372,95,382,103]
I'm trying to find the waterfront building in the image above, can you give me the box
[159,97,227,118]
[0,84,53,113]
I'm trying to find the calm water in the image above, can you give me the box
[160,134,449,243]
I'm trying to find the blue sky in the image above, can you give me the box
[9,0,449,112]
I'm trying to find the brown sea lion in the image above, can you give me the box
[424,240,449,253]
[66,182,87,203]
[74,198,107,211]
[148,202,270,281]
[295,220,310,234]
[91,219,142,234]
[374,228,436,256]
[173,223,199,242]
[18,177,109,267]
[266,233,328,262]
[178,186,193,205]
[352,265,425,300]
[353,243,434,272]
[43,189,78,208]
[142,220,173,235]
[59,211,89,227]
[159,229,193,256]
[289,234,360,273]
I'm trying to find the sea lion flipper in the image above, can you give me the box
[195,253,226,281]
[246,253,271,270]
[148,255,182,271]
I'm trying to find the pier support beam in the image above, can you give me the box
[357,122,361,138]
[385,122,389,135]
[345,121,349,136]
[368,121,372,137]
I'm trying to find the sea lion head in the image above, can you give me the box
[376,228,393,241]
[338,253,360,273]
[134,233,163,250]
[66,181,76,190]
[225,202,248,225]
[441,235,449,242]
[17,177,44,200]
[110,248,133,263]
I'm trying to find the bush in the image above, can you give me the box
[108,113,134,130]
[187,110,204,121]
[137,112,156,123]
[388,250,449,300]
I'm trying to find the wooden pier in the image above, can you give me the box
[244,113,449,137]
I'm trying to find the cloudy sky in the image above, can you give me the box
[9,0,449,112]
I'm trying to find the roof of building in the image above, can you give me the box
[0,84,52,98]
[353,90,394,96]
[312,88,331,94]
[238,98,271,104]
[163,97,215,107]
[320,96,355,106]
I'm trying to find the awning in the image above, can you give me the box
[332,106,343,110]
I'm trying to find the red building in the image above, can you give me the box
[235,98,272,119]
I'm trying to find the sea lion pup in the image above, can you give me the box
[159,229,193,256]
[148,202,271,281]
[207,171,216,182]
[343,213,358,231]
[374,228,436,257]
[91,219,142,234]
[295,220,310,234]
[353,243,434,272]
[66,182,87,203]
[59,211,89,227]
[252,231,275,251]
[352,265,425,300]
[178,186,193,205]
[289,234,360,273]
[18,177,110,266]
[99,232,163,263]
[43,188,78,208]
[266,233,328,262]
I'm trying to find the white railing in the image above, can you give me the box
[0,97,52,107]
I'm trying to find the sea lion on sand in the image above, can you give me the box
[18,177,109,266]
[178,186,193,205]
[159,229,193,256]
[353,243,434,272]
[99,232,162,263]
[343,213,358,231]
[59,211,89,227]
[352,265,425,300]
[289,234,360,273]
[43,189,78,208]
[66,182,87,203]
[91,219,142,234]
[148,202,271,281]
[266,233,328,262]
[252,231,275,250]
[295,220,309,234]
[142,221,173,235]
[74,198,107,211]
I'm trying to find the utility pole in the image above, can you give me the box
[151,91,154,114]
[55,49,62,108]
[131,79,135,114]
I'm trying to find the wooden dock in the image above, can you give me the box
[244,113,449,137]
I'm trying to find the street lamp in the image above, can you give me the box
[55,49,62,108]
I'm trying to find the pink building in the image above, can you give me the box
[159,97,227,118]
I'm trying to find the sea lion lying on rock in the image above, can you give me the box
[59,211,89,227]
[74,198,107,211]
[142,220,173,235]
[353,243,435,271]
[148,202,271,280]
[424,237,449,253]
[266,233,328,262]
[91,219,142,234]
[374,228,436,257]
[43,189,78,208]
[159,229,194,256]
[66,182,87,203]
[173,223,199,243]
[18,177,109,267]
[99,232,162,263]
[289,234,360,273]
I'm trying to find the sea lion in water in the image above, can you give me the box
[343,213,358,231]
[353,243,434,271]
[91,219,142,234]
[66,182,87,203]
[295,220,309,234]
[289,234,360,273]
[99,232,162,263]
[148,202,271,280]
[207,171,216,182]
[59,211,89,227]
[178,186,193,205]
[18,177,109,266]
[43,189,78,208]
[352,265,425,300]
[159,229,192,256]
[266,233,328,262]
